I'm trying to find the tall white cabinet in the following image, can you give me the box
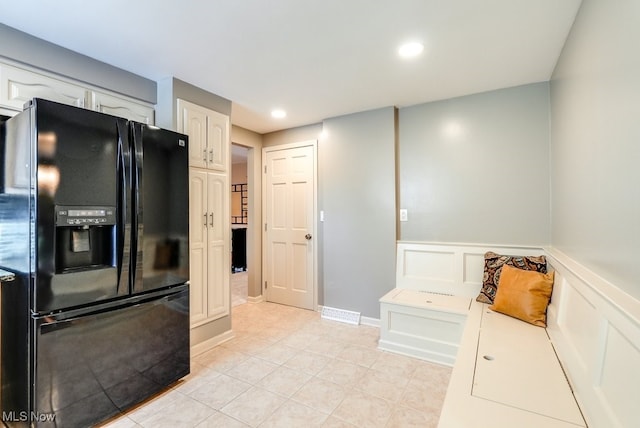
[178,99,231,326]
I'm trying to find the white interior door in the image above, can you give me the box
[263,142,316,310]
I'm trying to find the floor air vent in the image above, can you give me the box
[321,306,361,325]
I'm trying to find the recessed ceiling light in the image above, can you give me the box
[398,42,424,58]
[271,109,287,119]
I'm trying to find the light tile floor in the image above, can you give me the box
[231,271,249,307]
[101,302,451,428]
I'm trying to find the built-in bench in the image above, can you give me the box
[380,241,640,427]
[439,300,585,427]
[379,289,470,366]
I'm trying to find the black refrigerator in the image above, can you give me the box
[0,98,190,427]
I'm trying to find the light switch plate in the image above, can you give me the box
[400,209,408,222]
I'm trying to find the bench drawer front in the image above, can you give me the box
[379,300,467,366]
[473,309,585,426]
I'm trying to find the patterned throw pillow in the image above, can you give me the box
[476,251,547,304]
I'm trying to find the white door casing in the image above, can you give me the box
[263,141,317,310]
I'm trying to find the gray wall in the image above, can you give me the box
[156,77,232,131]
[550,0,640,300]
[0,24,156,103]
[399,83,551,246]
[262,124,322,147]
[321,107,397,318]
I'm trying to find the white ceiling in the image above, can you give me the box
[0,0,582,134]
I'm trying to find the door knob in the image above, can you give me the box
[305,234,312,240]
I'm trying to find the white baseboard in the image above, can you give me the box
[190,329,235,357]
[360,316,380,327]
[247,294,264,304]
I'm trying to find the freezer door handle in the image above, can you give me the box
[130,123,144,292]
[115,119,131,295]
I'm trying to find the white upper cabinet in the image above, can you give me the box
[206,110,228,171]
[0,63,86,110]
[90,90,154,124]
[0,62,155,124]
[177,98,229,172]
[179,99,208,169]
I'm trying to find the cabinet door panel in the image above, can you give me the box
[206,110,229,172]
[207,243,228,320]
[206,172,230,320]
[178,99,208,169]
[0,64,86,109]
[91,91,154,124]
[189,170,208,325]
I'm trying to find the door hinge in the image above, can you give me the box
[265,281,268,289]
[264,165,267,174]
[264,223,267,231]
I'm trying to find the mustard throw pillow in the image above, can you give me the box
[489,264,554,327]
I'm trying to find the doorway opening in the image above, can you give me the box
[231,144,249,306]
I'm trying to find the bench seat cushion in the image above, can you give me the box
[474,308,584,425]
[439,301,586,428]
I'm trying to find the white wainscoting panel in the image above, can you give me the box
[462,252,485,287]
[545,247,640,428]
[396,241,545,298]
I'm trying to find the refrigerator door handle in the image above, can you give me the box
[130,123,143,293]
[116,120,130,295]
